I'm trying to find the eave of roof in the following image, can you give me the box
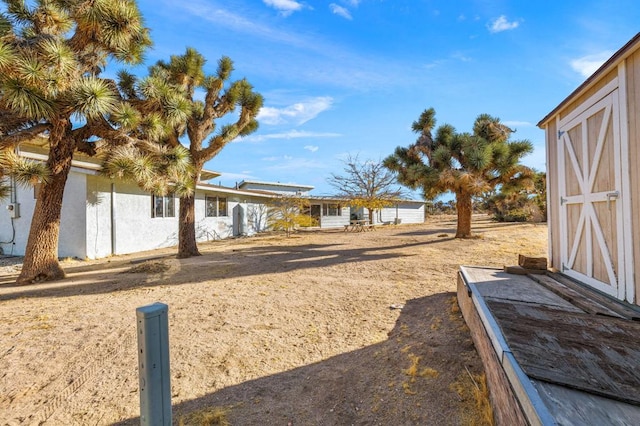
[195,183,274,198]
[238,179,315,191]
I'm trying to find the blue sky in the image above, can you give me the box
[133,0,640,198]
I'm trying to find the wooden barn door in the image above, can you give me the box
[557,88,627,299]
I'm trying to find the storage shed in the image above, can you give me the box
[538,33,640,307]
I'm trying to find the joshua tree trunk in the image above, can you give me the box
[177,192,200,258]
[177,164,203,258]
[455,190,473,238]
[17,120,74,284]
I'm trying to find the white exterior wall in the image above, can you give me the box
[379,203,425,224]
[59,171,88,258]
[0,171,88,258]
[2,172,275,260]
[194,192,233,240]
[0,180,34,256]
[320,206,350,228]
[86,175,113,259]
[245,202,269,234]
[106,180,181,256]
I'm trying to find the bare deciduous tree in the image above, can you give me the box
[328,155,405,223]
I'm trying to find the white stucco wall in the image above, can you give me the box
[85,175,113,259]
[109,180,179,256]
[2,172,276,260]
[0,180,33,256]
[0,171,88,258]
[245,202,269,234]
[59,171,88,258]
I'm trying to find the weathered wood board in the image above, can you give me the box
[533,380,640,425]
[461,266,583,312]
[547,272,640,320]
[486,300,640,405]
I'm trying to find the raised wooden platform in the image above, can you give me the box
[457,266,640,425]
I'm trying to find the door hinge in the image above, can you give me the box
[562,263,568,272]
[560,196,567,205]
[558,130,565,139]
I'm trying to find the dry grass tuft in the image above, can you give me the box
[472,373,493,426]
[126,261,170,274]
[450,371,494,426]
[178,407,231,426]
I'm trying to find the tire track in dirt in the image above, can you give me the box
[9,328,135,425]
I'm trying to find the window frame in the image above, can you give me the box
[205,196,228,217]
[151,194,175,218]
[322,203,342,217]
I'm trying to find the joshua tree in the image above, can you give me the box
[384,108,534,237]
[0,0,187,283]
[117,48,263,258]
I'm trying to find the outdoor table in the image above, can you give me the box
[344,219,372,232]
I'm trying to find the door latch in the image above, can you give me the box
[606,191,620,210]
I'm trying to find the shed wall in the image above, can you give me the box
[624,51,640,304]
[560,69,618,121]
[545,119,561,271]
[543,53,640,305]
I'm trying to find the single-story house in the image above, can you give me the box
[238,181,426,228]
[1,145,426,259]
[0,143,273,259]
[538,32,640,307]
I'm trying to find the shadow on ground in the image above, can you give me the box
[113,292,484,426]
[0,233,457,301]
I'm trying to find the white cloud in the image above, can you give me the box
[570,51,613,78]
[243,129,341,143]
[330,3,352,20]
[503,121,533,128]
[263,0,304,16]
[258,97,334,125]
[266,157,327,171]
[214,171,255,181]
[304,145,319,152]
[344,0,360,6]
[487,15,520,33]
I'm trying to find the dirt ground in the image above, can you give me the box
[0,215,547,425]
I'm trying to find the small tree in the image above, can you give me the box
[267,195,316,237]
[384,108,534,237]
[328,155,404,223]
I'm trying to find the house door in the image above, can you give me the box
[310,204,321,226]
[557,88,628,299]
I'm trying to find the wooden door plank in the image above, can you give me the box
[548,272,640,320]
[529,274,625,318]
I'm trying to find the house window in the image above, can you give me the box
[152,194,175,218]
[323,203,341,216]
[206,196,228,217]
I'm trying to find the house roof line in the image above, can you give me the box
[195,183,274,198]
[17,142,221,182]
[238,179,315,190]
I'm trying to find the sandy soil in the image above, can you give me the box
[0,215,547,425]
